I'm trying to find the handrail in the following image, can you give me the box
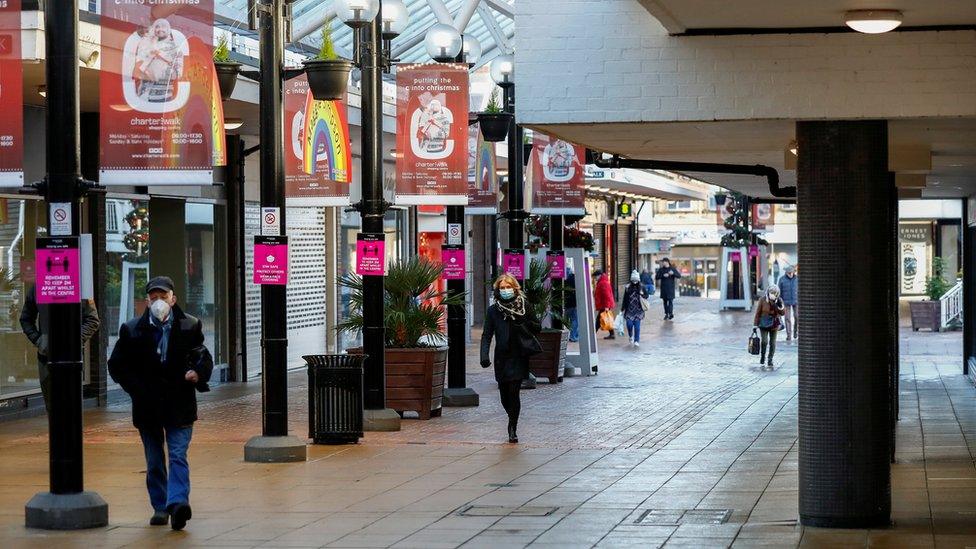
[940,281,963,329]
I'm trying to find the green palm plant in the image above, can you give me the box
[523,258,572,328]
[337,257,466,348]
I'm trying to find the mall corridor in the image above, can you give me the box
[0,301,973,548]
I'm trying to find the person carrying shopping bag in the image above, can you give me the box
[753,285,785,370]
[621,270,649,347]
[593,269,616,340]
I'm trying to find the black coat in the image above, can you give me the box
[20,285,100,362]
[480,302,542,383]
[108,305,213,429]
[655,266,681,300]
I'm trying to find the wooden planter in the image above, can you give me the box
[909,300,941,332]
[348,346,446,420]
[529,329,568,384]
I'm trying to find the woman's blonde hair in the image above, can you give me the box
[493,273,522,291]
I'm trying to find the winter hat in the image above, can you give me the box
[630,270,640,283]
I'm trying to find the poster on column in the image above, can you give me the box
[529,133,585,215]
[99,0,226,185]
[466,124,498,214]
[35,237,81,305]
[284,74,352,206]
[395,63,469,205]
[0,0,23,187]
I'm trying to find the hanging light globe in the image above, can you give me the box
[490,54,514,87]
[335,0,380,28]
[381,0,409,38]
[424,23,462,62]
[462,35,482,65]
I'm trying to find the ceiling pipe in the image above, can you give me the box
[593,154,796,199]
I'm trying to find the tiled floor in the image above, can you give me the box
[0,299,974,548]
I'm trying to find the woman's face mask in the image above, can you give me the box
[499,288,516,301]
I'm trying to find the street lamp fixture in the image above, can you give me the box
[845,10,903,34]
[461,35,482,66]
[381,0,409,39]
[490,54,514,87]
[339,0,407,73]
[335,0,380,28]
[424,23,462,63]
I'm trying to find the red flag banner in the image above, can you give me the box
[752,203,775,232]
[466,124,497,214]
[395,63,469,205]
[99,0,225,185]
[530,133,585,215]
[284,74,352,206]
[0,0,22,187]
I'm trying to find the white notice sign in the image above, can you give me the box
[49,203,72,236]
[261,207,281,236]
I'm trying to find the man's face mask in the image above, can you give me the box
[150,299,171,322]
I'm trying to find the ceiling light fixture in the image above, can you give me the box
[37,85,46,98]
[224,118,244,130]
[788,139,798,156]
[845,10,903,34]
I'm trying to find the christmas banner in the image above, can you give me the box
[395,63,469,205]
[0,0,22,187]
[285,74,352,206]
[99,1,225,185]
[466,124,497,214]
[752,203,775,232]
[530,133,585,215]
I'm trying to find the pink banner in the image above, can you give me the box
[253,236,288,285]
[502,249,525,279]
[547,251,565,280]
[442,246,465,280]
[356,233,385,276]
[36,238,80,305]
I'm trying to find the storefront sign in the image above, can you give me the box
[356,233,386,276]
[441,246,465,280]
[253,235,288,285]
[467,124,497,214]
[99,0,225,185]
[36,237,80,305]
[899,223,931,243]
[284,74,352,205]
[530,133,585,215]
[0,0,22,187]
[395,63,469,205]
[547,250,565,280]
[502,249,525,279]
[49,203,73,236]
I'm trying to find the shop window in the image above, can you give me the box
[104,199,150,361]
[185,203,221,364]
[667,200,693,212]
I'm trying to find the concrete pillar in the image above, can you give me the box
[796,120,892,528]
[964,199,975,378]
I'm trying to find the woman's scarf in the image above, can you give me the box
[496,293,526,320]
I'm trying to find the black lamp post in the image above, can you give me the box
[25,0,108,529]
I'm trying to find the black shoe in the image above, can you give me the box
[169,503,192,531]
[508,425,518,443]
[149,510,169,526]
[759,356,765,365]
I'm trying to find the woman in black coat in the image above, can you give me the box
[481,273,542,443]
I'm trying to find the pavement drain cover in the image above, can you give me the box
[635,509,733,525]
[459,505,559,517]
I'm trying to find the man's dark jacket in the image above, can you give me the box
[108,305,213,429]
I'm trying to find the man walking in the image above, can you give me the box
[565,268,579,342]
[777,265,799,341]
[655,258,681,320]
[108,276,212,531]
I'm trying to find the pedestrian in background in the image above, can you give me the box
[753,285,785,370]
[777,265,799,341]
[20,284,100,412]
[565,268,579,342]
[621,270,649,347]
[481,273,542,443]
[640,268,655,296]
[593,269,616,339]
[655,258,681,320]
[108,276,213,531]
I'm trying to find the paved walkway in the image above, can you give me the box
[0,299,974,548]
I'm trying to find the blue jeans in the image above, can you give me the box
[626,318,642,342]
[566,307,579,341]
[139,425,193,512]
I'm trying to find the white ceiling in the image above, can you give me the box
[640,0,976,33]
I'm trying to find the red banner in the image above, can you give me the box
[530,133,585,215]
[752,203,775,232]
[466,124,497,214]
[99,1,225,185]
[395,64,469,205]
[284,74,352,206]
[0,0,22,187]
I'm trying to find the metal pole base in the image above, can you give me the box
[243,435,307,463]
[25,491,108,530]
[443,387,479,407]
[364,409,401,432]
[563,365,582,377]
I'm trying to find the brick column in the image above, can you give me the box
[796,120,892,528]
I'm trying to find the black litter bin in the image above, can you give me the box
[304,354,366,444]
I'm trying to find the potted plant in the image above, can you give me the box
[563,226,595,252]
[478,89,511,142]
[338,258,465,419]
[523,258,569,384]
[910,257,952,332]
[213,34,241,101]
[303,23,353,101]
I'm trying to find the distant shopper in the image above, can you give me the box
[753,285,785,370]
[20,285,100,412]
[777,265,799,341]
[655,258,681,320]
[593,269,616,339]
[621,270,649,347]
[481,273,542,443]
[108,276,213,531]
[565,268,579,342]
[640,268,655,296]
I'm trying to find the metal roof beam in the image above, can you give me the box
[477,4,513,54]
[453,0,481,32]
[482,0,513,19]
[426,0,456,26]
[288,4,337,45]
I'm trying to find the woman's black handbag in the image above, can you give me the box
[748,328,761,355]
